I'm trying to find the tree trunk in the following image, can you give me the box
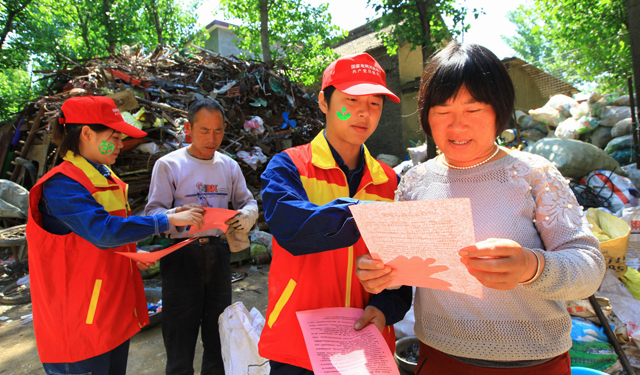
[145,0,163,46]
[0,0,33,51]
[73,2,92,56]
[629,0,640,115]
[414,0,438,159]
[259,0,272,65]
[102,0,116,54]
[415,0,433,67]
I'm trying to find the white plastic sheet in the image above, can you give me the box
[219,302,270,375]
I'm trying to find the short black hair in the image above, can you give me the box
[188,98,226,124]
[418,41,515,138]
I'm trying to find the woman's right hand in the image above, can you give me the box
[167,208,205,231]
[355,254,397,294]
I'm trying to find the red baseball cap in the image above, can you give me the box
[59,96,147,138]
[321,53,400,103]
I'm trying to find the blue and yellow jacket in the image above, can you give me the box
[258,132,411,370]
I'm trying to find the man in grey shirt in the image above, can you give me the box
[146,98,258,375]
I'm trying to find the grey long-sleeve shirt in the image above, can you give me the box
[397,150,605,362]
[145,148,258,238]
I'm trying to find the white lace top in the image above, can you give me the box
[397,150,605,361]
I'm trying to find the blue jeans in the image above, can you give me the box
[42,339,130,375]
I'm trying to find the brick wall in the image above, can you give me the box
[365,47,404,158]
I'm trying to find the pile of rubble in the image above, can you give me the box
[1,45,326,220]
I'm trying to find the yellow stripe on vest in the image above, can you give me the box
[268,279,297,328]
[345,246,353,307]
[86,279,102,324]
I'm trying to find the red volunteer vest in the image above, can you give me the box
[26,153,149,363]
[259,133,398,370]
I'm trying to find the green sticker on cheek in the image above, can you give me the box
[337,106,351,121]
[99,140,115,155]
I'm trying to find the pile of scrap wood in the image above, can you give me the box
[0,45,326,225]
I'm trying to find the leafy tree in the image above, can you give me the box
[0,0,205,124]
[503,0,630,92]
[367,0,481,65]
[218,0,347,85]
[0,68,31,121]
[365,0,479,159]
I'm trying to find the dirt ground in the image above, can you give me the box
[0,262,270,375]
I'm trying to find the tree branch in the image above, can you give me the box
[0,0,33,51]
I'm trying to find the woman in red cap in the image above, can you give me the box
[26,96,205,375]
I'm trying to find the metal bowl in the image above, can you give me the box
[394,336,419,374]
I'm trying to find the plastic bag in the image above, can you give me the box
[555,118,582,139]
[555,117,597,139]
[605,135,634,155]
[250,231,273,253]
[525,138,623,180]
[564,297,612,319]
[529,105,562,127]
[571,101,591,119]
[598,106,632,127]
[517,112,548,133]
[611,118,633,138]
[585,208,630,276]
[393,287,416,338]
[219,302,270,375]
[569,317,619,370]
[599,270,640,342]
[407,143,428,165]
[237,147,268,171]
[0,180,28,219]
[244,116,265,136]
[610,95,632,107]
[377,154,400,167]
[548,94,579,118]
[134,142,160,154]
[591,126,613,149]
[620,267,640,300]
[609,149,634,166]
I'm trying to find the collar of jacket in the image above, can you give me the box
[62,151,117,188]
[310,130,389,185]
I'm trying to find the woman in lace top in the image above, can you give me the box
[355,42,605,375]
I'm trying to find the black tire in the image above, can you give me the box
[0,280,31,305]
[0,224,27,247]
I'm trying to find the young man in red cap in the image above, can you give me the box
[26,96,204,375]
[258,53,412,375]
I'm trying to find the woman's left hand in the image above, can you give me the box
[135,250,156,271]
[458,238,539,290]
[137,261,156,271]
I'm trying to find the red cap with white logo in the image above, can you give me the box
[59,96,147,138]
[321,53,400,103]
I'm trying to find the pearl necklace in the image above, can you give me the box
[440,144,501,170]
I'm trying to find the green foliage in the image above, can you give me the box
[218,0,347,85]
[367,0,480,62]
[0,0,204,123]
[503,0,629,92]
[0,68,31,121]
